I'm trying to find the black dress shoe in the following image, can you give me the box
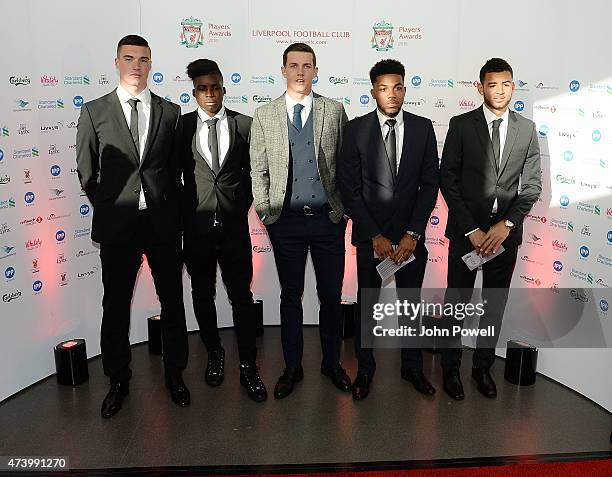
[166,375,191,407]
[273,366,304,399]
[443,371,465,400]
[321,365,352,392]
[401,368,436,395]
[240,363,268,402]
[101,381,129,418]
[205,348,225,387]
[352,373,371,401]
[472,367,497,398]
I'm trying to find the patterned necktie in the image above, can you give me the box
[492,118,503,166]
[385,119,397,176]
[293,103,304,131]
[127,98,140,155]
[206,118,220,174]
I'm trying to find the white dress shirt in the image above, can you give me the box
[465,104,510,236]
[285,91,313,127]
[376,108,404,173]
[116,85,151,210]
[196,106,229,169]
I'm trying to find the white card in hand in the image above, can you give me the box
[376,254,416,280]
[461,246,505,271]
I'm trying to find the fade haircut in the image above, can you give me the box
[369,59,405,84]
[479,58,513,83]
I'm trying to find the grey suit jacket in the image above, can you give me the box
[250,92,348,225]
[76,89,183,244]
[440,106,541,255]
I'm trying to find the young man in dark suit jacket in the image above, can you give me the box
[76,35,190,418]
[440,58,541,400]
[181,59,267,402]
[339,59,440,400]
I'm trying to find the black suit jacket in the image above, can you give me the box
[440,106,541,256]
[76,89,183,244]
[181,108,253,236]
[339,109,440,250]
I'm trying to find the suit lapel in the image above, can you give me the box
[275,95,290,162]
[141,93,162,167]
[473,108,498,175]
[498,111,519,178]
[109,91,140,166]
[313,96,324,161]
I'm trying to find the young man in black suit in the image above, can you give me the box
[76,35,190,418]
[181,59,267,402]
[440,58,541,400]
[339,59,440,400]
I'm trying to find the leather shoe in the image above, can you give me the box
[352,373,371,401]
[321,365,352,392]
[401,368,436,395]
[240,363,268,402]
[205,348,225,387]
[166,375,191,407]
[443,371,465,400]
[472,367,497,398]
[273,366,303,399]
[101,381,129,418]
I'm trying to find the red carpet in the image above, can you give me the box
[209,459,612,477]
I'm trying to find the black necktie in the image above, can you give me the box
[385,119,397,176]
[127,98,140,155]
[206,118,220,174]
[492,118,503,166]
[293,103,304,131]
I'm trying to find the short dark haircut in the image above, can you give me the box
[369,59,405,84]
[186,59,224,83]
[283,43,316,67]
[116,35,150,56]
[479,58,513,83]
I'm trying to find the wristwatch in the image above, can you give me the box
[504,219,515,230]
[406,230,421,241]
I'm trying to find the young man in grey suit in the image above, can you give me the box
[76,35,190,418]
[250,43,351,399]
[181,59,267,402]
[440,58,541,400]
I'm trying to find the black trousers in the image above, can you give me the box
[266,210,346,371]
[99,210,188,383]
[355,243,428,379]
[440,243,519,372]
[183,221,257,364]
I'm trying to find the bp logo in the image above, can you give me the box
[24,191,35,204]
[514,100,525,112]
[601,299,609,313]
[411,75,422,87]
[559,195,570,207]
[607,230,612,243]
[553,260,563,272]
[50,165,61,177]
[73,96,83,108]
[430,216,440,226]
[579,245,590,258]
[231,73,241,84]
[569,80,580,92]
[371,20,394,52]
[180,17,204,48]
[360,95,370,105]
[152,72,164,84]
[4,266,15,280]
[80,204,90,216]
[180,93,191,104]
[33,280,43,292]
[56,230,66,242]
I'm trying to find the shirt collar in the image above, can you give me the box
[116,84,151,107]
[285,91,313,112]
[482,103,509,126]
[198,106,226,123]
[376,108,404,129]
